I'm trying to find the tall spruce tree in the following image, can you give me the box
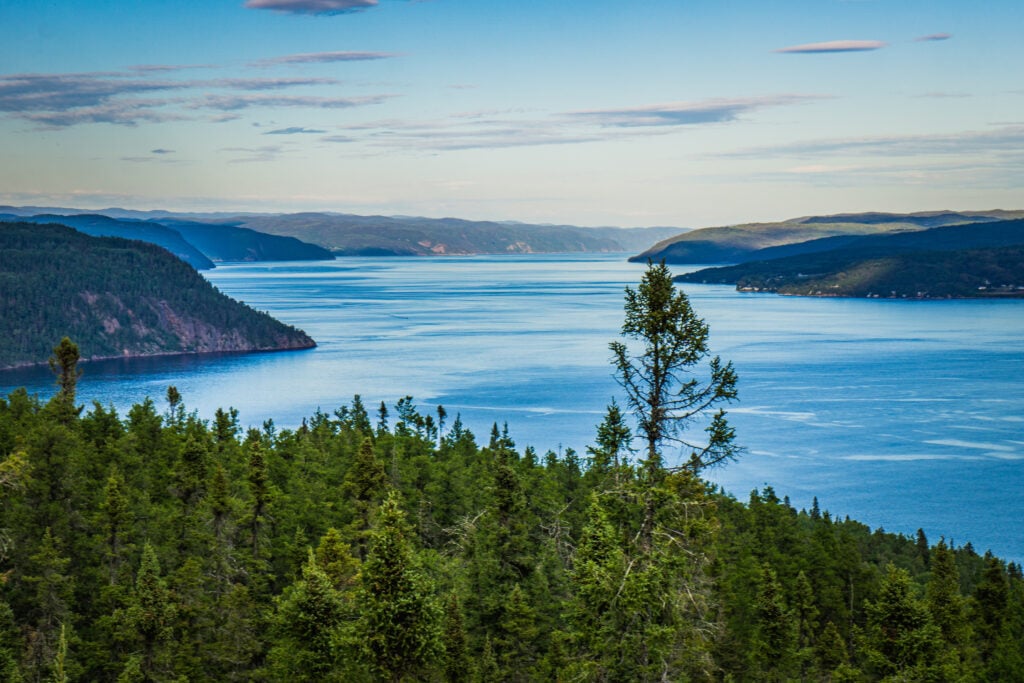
[357,492,441,682]
[609,260,738,475]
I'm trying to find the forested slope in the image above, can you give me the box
[632,210,1024,265]
[0,214,214,270]
[676,219,1024,298]
[0,383,1020,681]
[0,222,315,369]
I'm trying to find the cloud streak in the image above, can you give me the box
[775,40,886,54]
[330,95,824,152]
[567,95,823,127]
[265,126,327,134]
[0,69,388,127]
[243,0,377,15]
[722,125,1024,159]
[194,93,391,111]
[252,51,396,67]
[915,33,952,42]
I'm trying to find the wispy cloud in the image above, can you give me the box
[129,63,217,73]
[567,95,823,127]
[915,33,952,42]
[24,102,186,128]
[243,0,378,15]
[774,40,886,54]
[209,77,339,90]
[251,51,395,67]
[220,144,286,163]
[0,73,185,114]
[0,69,388,127]
[722,125,1024,159]
[121,148,184,163]
[331,95,824,152]
[194,93,391,111]
[265,126,327,134]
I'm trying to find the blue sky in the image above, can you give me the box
[1,0,1021,226]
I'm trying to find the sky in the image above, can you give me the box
[1,0,1022,227]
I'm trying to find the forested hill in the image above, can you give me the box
[220,212,682,255]
[676,219,1024,298]
[0,387,1020,681]
[632,209,1024,264]
[0,222,315,369]
[0,214,214,270]
[0,213,333,268]
[150,218,334,263]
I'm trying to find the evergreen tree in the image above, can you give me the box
[927,539,968,646]
[46,338,81,424]
[585,399,631,489]
[117,543,175,682]
[357,492,441,682]
[863,563,941,680]
[314,528,360,591]
[609,260,738,474]
[753,564,796,680]
[792,569,819,673]
[442,592,470,683]
[267,551,348,682]
[341,437,389,559]
[973,553,1009,666]
[100,468,130,585]
[22,529,74,679]
[245,442,271,562]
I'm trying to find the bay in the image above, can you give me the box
[2,254,1022,560]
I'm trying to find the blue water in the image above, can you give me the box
[2,254,1022,560]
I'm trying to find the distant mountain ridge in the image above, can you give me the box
[0,221,315,369]
[0,211,333,269]
[675,218,1024,299]
[0,205,683,257]
[216,212,683,256]
[633,210,1024,264]
[0,213,215,270]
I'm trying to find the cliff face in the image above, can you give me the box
[0,222,314,369]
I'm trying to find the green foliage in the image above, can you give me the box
[610,260,738,473]
[0,384,1018,681]
[677,218,1024,299]
[637,210,1021,264]
[357,492,442,682]
[0,222,314,368]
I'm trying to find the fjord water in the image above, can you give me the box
[3,254,1022,559]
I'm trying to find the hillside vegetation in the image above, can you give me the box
[0,213,333,268]
[0,379,1020,681]
[676,219,1024,298]
[633,210,1024,264]
[0,214,214,270]
[0,222,315,369]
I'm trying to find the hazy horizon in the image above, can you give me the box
[3,1,1022,226]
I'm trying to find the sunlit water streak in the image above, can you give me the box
[2,254,1022,559]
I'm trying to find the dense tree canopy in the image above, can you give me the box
[0,272,1020,681]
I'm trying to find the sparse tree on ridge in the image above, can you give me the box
[609,260,739,475]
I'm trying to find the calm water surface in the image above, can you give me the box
[3,254,1022,559]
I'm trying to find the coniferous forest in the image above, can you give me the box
[1,266,1022,682]
[0,222,315,370]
